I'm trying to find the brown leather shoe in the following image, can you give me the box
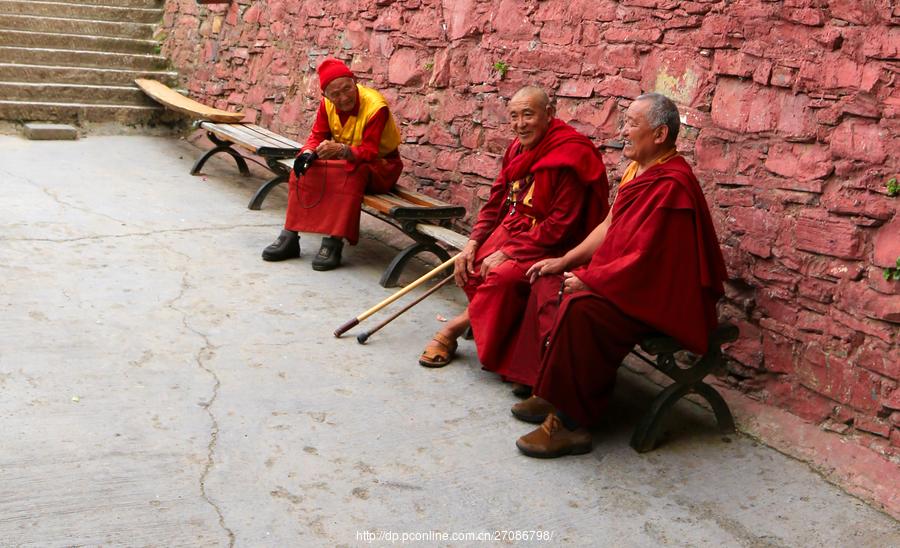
[511,396,554,424]
[516,413,592,459]
[511,382,532,399]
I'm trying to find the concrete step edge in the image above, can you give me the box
[0,13,156,28]
[0,0,162,14]
[0,81,139,91]
[0,46,166,62]
[0,99,161,110]
[0,29,157,46]
[0,62,176,77]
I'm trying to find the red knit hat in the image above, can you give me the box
[317,58,355,91]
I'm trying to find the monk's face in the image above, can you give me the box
[324,76,358,112]
[620,99,668,164]
[508,93,553,150]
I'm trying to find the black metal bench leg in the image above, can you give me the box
[191,145,250,176]
[630,382,693,453]
[248,173,288,210]
[692,382,735,433]
[379,242,451,288]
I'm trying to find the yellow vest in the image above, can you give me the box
[324,84,401,157]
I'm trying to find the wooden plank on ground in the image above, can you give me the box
[135,79,244,123]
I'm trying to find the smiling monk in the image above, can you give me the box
[509,93,728,458]
[261,58,403,271]
[418,86,609,388]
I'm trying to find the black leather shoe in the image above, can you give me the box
[262,229,300,261]
[311,236,343,271]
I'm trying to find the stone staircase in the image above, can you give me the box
[0,0,179,126]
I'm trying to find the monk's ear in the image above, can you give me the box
[546,103,556,119]
[653,125,668,145]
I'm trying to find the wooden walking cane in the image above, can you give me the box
[356,274,455,344]
[333,254,458,338]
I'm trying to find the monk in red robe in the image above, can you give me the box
[262,58,403,271]
[511,93,728,458]
[418,87,609,391]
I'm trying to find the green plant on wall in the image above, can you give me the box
[883,257,900,282]
[887,177,899,197]
[424,61,434,71]
[493,60,509,78]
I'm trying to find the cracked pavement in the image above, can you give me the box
[0,134,898,547]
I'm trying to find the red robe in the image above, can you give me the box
[284,99,402,244]
[531,155,728,427]
[465,119,609,377]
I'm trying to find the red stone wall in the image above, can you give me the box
[161,1,899,458]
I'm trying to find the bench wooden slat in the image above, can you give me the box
[393,187,454,208]
[201,122,300,158]
[242,125,303,148]
[214,123,293,151]
[201,122,270,152]
[416,223,469,250]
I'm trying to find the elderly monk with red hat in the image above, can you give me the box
[418,86,610,391]
[505,92,728,458]
[262,58,403,271]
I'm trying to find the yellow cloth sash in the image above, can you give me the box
[618,148,678,190]
[324,84,401,157]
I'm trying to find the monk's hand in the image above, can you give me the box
[315,140,347,160]
[562,271,588,294]
[527,256,567,283]
[479,250,508,278]
[454,240,479,287]
[293,150,317,176]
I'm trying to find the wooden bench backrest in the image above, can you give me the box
[200,122,301,158]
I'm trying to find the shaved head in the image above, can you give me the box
[510,86,551,110]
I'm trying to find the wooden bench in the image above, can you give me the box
[190,121,303,210]
[627,322,739,453]
[274,158,467,287]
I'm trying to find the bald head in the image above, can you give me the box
[507,86,554,150]
[510,85,551,110]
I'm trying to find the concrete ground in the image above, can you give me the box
[1,133,897,548]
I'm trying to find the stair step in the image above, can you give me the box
[0,29,158,54]
[0,0,162,24]
[0,46,166,70]
[0,81,156,105]
[0,14,155,39]
[51,0,161,7]
[0,62,177,86]
[0,99,170,125]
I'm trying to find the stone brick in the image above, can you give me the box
[712,50,757,77]
[830,118,888,164]
[641,50,709,106]
[764,142,833,181]
[557,79,594,99]
[459,152,500,179]
[490,0,537,40]
[695,134,736,173]
[594,76,642,99]
[856,416,892,438]
[603,26,663,44]
[872,217,900,269]
[388,48,424,86]
[822,187,895,221]
[761,330,797,374]
[794,212,865,260]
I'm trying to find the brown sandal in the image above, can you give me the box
[419,332,458,368]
